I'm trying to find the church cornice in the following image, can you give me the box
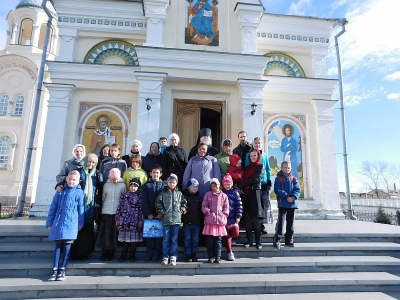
[46,61,140,84]
[135,46,269,79]
[264,75,337,97]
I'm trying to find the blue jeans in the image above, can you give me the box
[183,224,201,255]
[207,235,222,259]
[53,241,72,269]
[162,224,180,258]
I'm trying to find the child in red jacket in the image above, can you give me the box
[227,154,244,185]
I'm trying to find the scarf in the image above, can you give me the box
[84,167,96,206]
[243,149,261,181]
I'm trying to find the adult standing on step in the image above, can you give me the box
[122,139,143,167]
[55,144,86,191]
[188,128,219,160]
[161,133,188,190]
[70,153,102,261]
[232,131,252,170]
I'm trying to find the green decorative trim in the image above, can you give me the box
[84,40,139,66]
[264,52,305,77]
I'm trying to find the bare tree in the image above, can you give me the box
[360,161,382,198]
[379,161,396,198]
[360,160,398,198]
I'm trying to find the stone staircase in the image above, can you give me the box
[0,218,400,299]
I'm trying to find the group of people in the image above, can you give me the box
[45,128,300,281]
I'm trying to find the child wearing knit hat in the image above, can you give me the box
[156,173,187,266]
[221,173,243,261]
[182,178,202,262]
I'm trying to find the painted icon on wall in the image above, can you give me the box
[185,0,219,46]
[81,111,123,156]
[264,114,307,198]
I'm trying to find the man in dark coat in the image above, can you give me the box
[232,130,252,169]
[188,128,219,160]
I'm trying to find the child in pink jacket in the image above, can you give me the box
[202,178,229,264]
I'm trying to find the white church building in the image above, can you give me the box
[0,0,343,219]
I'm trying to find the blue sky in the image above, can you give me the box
[1,0,399,193]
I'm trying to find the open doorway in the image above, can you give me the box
[174,100,225,154]
[200,108,221,150]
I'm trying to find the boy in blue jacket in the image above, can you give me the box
[273,161,300,250]
[46,170,85,281]
[142,164,166,261]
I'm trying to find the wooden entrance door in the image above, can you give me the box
[174,100,224,154]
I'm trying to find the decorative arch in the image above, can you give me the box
[263,113,309,198]
[19,18,33,45]
[0,129,18,171]
[264,52,305,78]
[84,40,139,66]
[77,104,131,156]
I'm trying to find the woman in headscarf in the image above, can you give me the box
[70,153,103,260]
[182,142,221,199]
[161,133,188,190]
[237,148,265,249]
[122,139,143,167]
[55,144,86,191]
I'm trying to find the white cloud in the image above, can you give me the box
[387,93,400,101]
[287,0,311,15]
[384,71,400,81]
[327,0,400,106]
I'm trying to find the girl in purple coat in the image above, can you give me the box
[202,178,229,264]
[115,178,144,262]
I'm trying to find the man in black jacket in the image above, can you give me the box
[232,130,252,169]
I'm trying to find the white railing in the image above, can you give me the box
[340,198,400,209]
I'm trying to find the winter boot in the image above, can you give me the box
[100,249,107,261]
[130,243,137,262]
[119,242,128,262]
[191,253,198,262]
[105,249,114,261]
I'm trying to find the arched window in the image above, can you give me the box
[38,23,53,51]
[19,18,34,45]
[14,96,24,116]
[0,135,11,169]
[0,95,9,116]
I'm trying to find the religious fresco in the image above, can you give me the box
[77,103,131,156]
[185,0,219,46]
[264,114,308,198]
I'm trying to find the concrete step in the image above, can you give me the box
[1,231,399,244]
[1,272,399,299]
[2,256,400,278]
[36,292,400,300]
[1,242,400,259]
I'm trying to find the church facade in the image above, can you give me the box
[0,0,343,219]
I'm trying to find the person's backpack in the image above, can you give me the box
[279,175,295,187]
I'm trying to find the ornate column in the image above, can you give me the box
[234,3,264,54]
[134,71,167,151]
[56,28,78,62]
[30,83,76,217]
[311,99,344,219]
[31,25,40,48]
[237,78,268,140]
[10,23,18,44]
[7,143,17,172]
[143,0,169,47]
[311,48,328,78]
